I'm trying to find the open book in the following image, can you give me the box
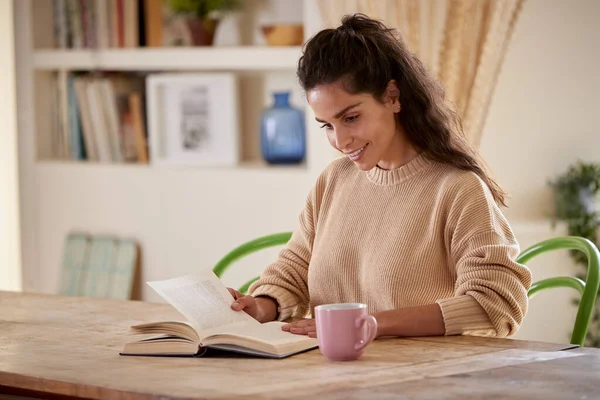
[120,270,318,359]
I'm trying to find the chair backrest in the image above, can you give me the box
[213,232,292,294]
[517,236,600,347]
[215,233,600,346]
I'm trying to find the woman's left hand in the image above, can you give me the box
[282,318,317,338]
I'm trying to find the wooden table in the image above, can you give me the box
[1,291,599,400]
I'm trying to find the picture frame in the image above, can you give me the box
[146,73,239,167]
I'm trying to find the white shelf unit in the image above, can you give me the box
[15,0,333,300]
[32,46,306,166]
[36,158,309,173]
[33,47,303,71]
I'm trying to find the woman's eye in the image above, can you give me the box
[345,115,359,123]
[320,123,332,130]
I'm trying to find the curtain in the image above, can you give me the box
[316,0,525,148]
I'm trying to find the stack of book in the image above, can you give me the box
[52,0,187,49]
[52,72,149,163]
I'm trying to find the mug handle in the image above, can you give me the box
[354,315,378,351]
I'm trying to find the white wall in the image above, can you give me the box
[0,0,22,291]
[480,0,600,343]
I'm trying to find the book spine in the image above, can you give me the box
[99,79,124,162]
[144,0,163,47]
[117,96,137,162]
[95,0,110,48]
[58,71,71,159]
[124,0,139,47]
[117,0,125,48]
[109,0,119,48]
[50,75,62,158]
[73,78,99,161]
[68,75,85,160]
[53,0,68,48]
[85,80,113,163]
[86,0,97,49]
[79,0,88,48]
[129,93,149,164]
[67,0,83,48]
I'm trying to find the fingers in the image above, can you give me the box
[227,288,243,300]
[281,319,317,337]
[282,319,312,330]
[231,294,254,311]
[228,288,247,311]
[290,324,316,336]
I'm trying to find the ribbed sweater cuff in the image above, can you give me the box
[436,295,495,336]
[251,284,298,321]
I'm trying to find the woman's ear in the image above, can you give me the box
[385,80,401,112]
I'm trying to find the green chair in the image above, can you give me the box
[517,236,600,347]
[213,232,293,294]
[214,233,600,347]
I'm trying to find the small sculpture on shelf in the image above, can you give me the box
[167,0,241,46]
[260,92,306,165]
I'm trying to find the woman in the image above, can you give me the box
[228,14,532,339]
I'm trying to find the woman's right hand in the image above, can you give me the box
[227,288,278,323]
[228,288,259,320]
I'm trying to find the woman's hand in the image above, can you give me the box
[227,288,278,323]
[228,288,260,320]
[282,318,317,338]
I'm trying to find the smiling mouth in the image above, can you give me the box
[345,144,368,160]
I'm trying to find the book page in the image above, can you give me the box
[210,322,313,345]
[147,269,257,337]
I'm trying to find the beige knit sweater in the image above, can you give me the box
[250,154,532,337]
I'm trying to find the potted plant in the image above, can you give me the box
[549,160,600,347]
[167,0,241,46]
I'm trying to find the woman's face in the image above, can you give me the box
[307,81,403,171]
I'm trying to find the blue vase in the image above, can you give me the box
[260,92,306,165]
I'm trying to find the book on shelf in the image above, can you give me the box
[51,0,194,49]
[52,72,149,164]
[52,0,140,49]
[120,269,318,359]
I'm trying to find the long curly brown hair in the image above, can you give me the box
[297,13,507,206]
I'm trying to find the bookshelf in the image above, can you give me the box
[28,0,320,168]
[33,47,303,71]
[15,0,333,299]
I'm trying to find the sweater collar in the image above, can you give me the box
[365,153,431,186]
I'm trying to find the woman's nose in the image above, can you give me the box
[333,128,352,151]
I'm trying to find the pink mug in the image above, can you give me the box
[315,303,378,361]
